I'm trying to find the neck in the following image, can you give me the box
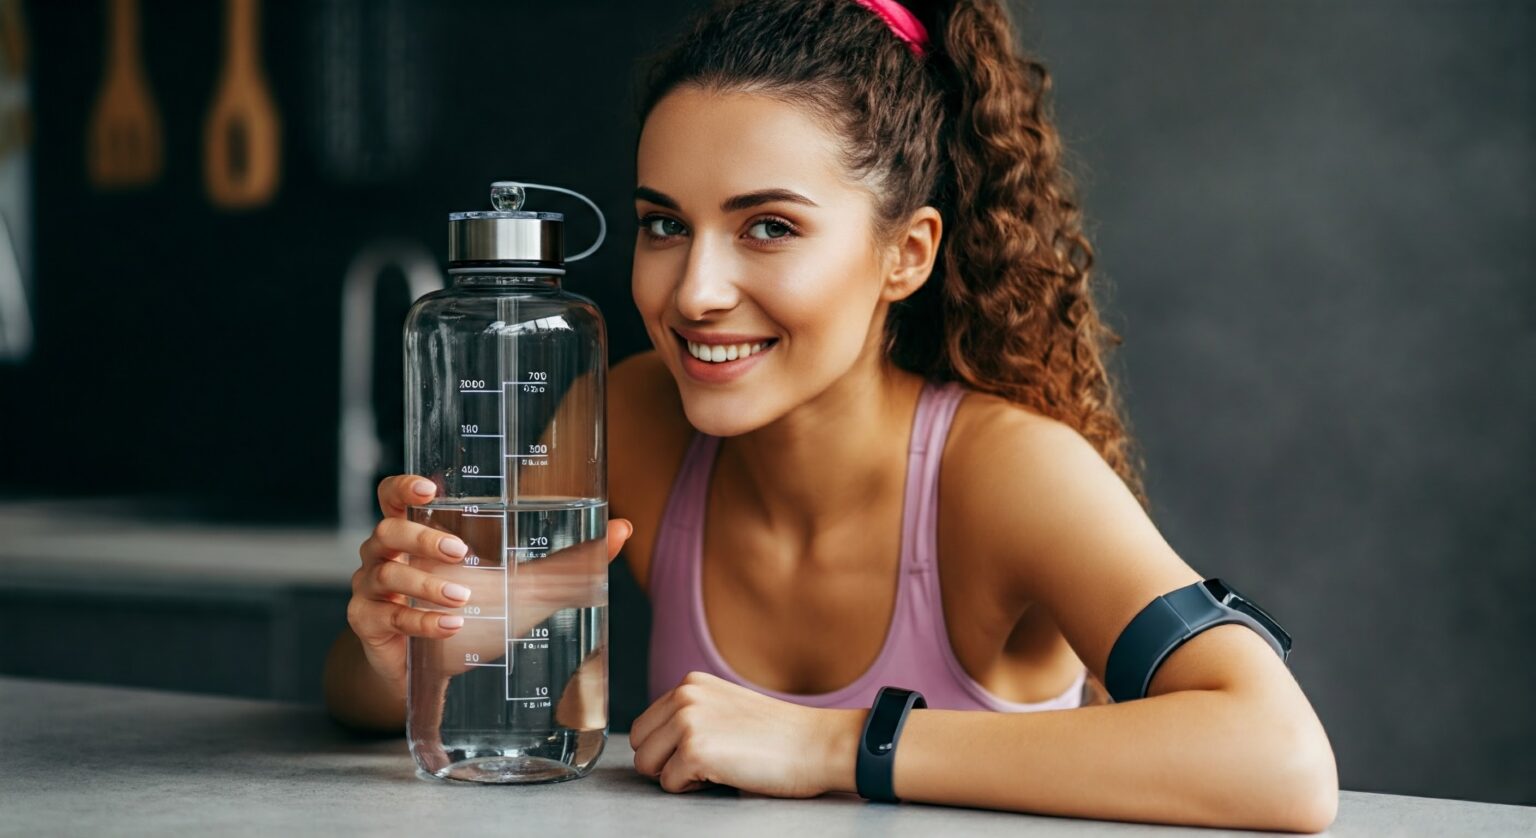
[721,348,927,537]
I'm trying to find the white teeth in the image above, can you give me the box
[685,338,774,364]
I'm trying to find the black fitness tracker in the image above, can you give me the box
[1104,577,1292,703]
[856,686,926,803]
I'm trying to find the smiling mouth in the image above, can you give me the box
[673,331,779,364]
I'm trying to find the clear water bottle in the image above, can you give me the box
[403,181,609,783]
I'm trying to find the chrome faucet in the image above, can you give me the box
[0,212,30,362]
[338,240,443,541]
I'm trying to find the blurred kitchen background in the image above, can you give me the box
[0,0,1530,808]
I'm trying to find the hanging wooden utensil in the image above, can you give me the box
[0,0,33,361]
[203,0,280,209]
[86,0,163,189]
[0,0,29,161]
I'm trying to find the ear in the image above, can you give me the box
[880,206,942,303]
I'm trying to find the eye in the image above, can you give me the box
[637,214,687,240]
[746,217,798,242]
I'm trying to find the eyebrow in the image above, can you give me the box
[633,186,820,213]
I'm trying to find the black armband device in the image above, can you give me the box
[1104,578,1292,703]
[855,686,926,803]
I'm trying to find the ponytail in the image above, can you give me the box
[907,0,1149,508]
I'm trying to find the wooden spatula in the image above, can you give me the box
[203,0,280,209]
[86,0,163,189]
[0,0,32,161]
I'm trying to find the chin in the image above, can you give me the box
[675,387,776,437]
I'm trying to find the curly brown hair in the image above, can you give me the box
[634,0,1149,508]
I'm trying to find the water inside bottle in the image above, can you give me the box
[406,498,608,783]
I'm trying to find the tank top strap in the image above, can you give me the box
[905,379,968,574]
[648,430,721,599]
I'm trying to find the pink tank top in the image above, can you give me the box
[645,378,1089,711]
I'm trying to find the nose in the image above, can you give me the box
[673,233,740,321]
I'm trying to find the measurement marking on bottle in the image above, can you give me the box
[502,380,550,386]
[457,564,506,571]
[459,389,499,394]
[508,697,554,703]
[462,433,503,438]
[463,474,504,480]
[508,637,551,643]
[465,662,507,668]
[461,512,504,518]
[462,615,508,621]
[504,454,549,459]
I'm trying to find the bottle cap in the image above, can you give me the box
[448,183,565,265]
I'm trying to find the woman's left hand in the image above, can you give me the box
[629,671,860,797]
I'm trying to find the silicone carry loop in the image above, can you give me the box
[1104,578,1291,703]
[490,180,608,262]
[856,686,927,803]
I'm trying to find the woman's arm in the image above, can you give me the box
[874,407,1338,830]
[817,626,1336,832]
[630,406,1336,832]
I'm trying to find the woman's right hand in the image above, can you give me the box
[348,474,634,692]
[348,475,479,693]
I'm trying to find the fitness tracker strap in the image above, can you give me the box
[1104,578,1292,703]
[856,686,926,802]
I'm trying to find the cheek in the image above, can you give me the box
[769,264,878,351]
[631,260,673,330]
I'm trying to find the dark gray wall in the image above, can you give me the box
[0,0,1529,808]
[1013,1,1534,805]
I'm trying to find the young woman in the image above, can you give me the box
[325,0,1337,830]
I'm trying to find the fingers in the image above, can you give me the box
[378,474,438,518]
[354,558,473,610]
[658,755,707,794]
[631,704,686,780]
[636,703,709,793]
[360,516,470,566]
[347,596,464,645]
[627,685,678,750]
[606,518,634,562]
[348,542,472,642]
[351,485,475,647]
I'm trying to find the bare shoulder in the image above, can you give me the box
[940,388,1202,678]
[941,388,1328,765]
[609,349,694,592]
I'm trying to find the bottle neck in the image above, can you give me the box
[449,268,563,290]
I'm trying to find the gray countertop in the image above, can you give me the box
[0,496,358,588]
[1,677,1531,837]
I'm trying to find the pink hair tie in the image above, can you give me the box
[851,0,930,57]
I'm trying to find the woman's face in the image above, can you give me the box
[632,87,899,436]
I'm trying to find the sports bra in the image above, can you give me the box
[645,378,1090,711]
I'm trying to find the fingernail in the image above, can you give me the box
[438,615,464,629]
[413,479,436,496]
[440,537,468,557]
[443,583,471,601]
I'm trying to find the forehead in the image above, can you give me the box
[637,87,858,203]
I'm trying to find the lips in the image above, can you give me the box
[671,327,778,383]
[671,325,776,345]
